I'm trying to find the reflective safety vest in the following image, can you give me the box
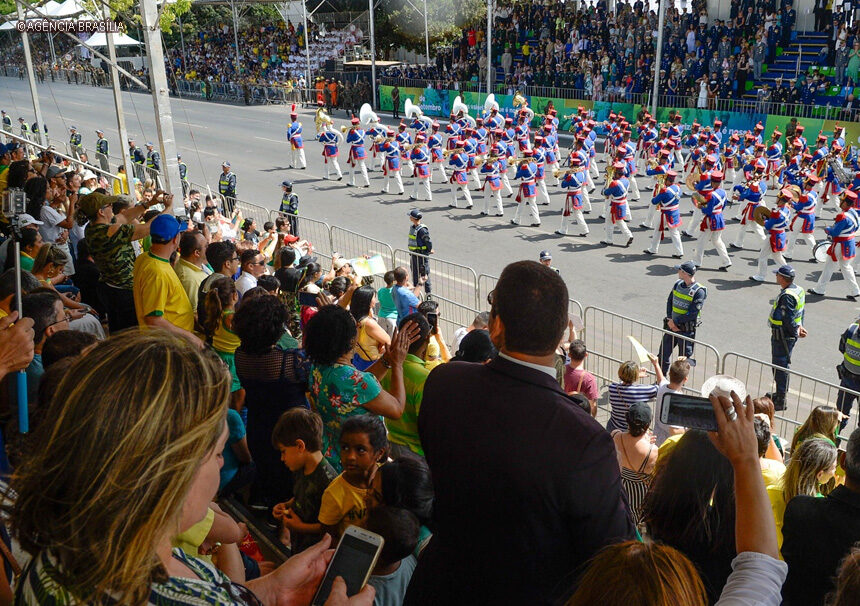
[768,284,805,328]
[843,324,860,375]
[96,138,109,155]
[70,133,82,147]
[408,224,429,253]
[178,162,187,180]
[671,281,702,320]
[219,173,235,195]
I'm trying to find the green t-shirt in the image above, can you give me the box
[377,286,398,320]
[85,222,137,289]
[19,253,33,272]
[383,353,429,456]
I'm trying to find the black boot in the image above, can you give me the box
[768,392,787,411]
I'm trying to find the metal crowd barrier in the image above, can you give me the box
[432,294,481,349]
[721,352,860,439]
[582,306,721,398]
[392,249,479,310]
[233,199,270,228]
[270,211,335,260]
[330,226,394,267]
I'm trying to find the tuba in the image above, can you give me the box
[452,95,469,117]
[484,93,499,114]
[359,103,379,127]
[314,107,333,134]
[405,98,422,120]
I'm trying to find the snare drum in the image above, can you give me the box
[813,239,832,263]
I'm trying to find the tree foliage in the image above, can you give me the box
[82,0,192,33]
[375,0,485,53]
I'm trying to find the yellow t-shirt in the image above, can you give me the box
[173,257,211,313]
[318,474,368,537]
[760,458,786,488]
[133,252,195,332]
[766,484,787,557]
[173,507,215,561]
[112,173,129,195]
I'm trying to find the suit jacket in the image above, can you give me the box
[781,485,860,606]
[404,356,635,606]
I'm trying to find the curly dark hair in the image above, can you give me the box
[233,294,288,355]
[304,305,356,365]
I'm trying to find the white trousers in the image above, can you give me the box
[694,229,732,267]
[432,162,447,183]
[501,173,514,196]
[558,209,588,235]
[382,170,404,194]
[537,179,551,205]
[325,157,343,179]
[604,214,633,242]
[483,188,504,215]
[350,159,370,186]
[412,177,432,201]
[686,207,703,234]
[647,222,683,256]
[815,246,860,296]
[786,228,815,258]
[470,168,481,190]
[291,146,307,169]
[512,197,540,225]
[628,175,641,200]
[450,184,473,208]
[733,221,766,248]
[754,241,787,281]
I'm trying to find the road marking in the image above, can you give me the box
[254,136,284,143]
[175,121,208,129]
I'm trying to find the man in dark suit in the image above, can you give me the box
[781,428,860,605]
[405,261,635,606]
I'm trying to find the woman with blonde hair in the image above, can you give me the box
[606,354,664,432]
[768,437,838,552]
[7,330,370,605]
[792,405,841,451]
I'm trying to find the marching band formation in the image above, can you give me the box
[288,95,860,300]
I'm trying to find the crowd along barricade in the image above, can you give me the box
[392,249,479,310]
[582,306,721,398]
[270,210,335,260]
[329,226,395,290]
[431,294,481,348]
[233,198,270,229]
[721,352,860,439]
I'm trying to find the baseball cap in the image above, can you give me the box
[81,170,98,182]
[46,165,67,179]
[539,250,552,261]
[333,258,349,270]
[674,261,697,275]
[69,125,77,130]
[774,264,796,279]
[0,144,7,156]
[281,180,293,188]
[408,209,423,220]
[79,192,121,219]
[626,402,652,429]
[222,161,231,168]
[95,128,103,134]
[18,214,43,227]
[283,234,299,243]
[150,214,188,242]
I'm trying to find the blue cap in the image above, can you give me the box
[539,250,552,260]
[146,142,153,147]
[674,261,697,275]
[774,264,796,278]
[0,144,7,155]
[408,209,422,219]
[281,180,292,188]
[177,153,182,159]
[69,125,76,130]
[150,215,188,242]
[5,142,20,153]
[222,161,231,168]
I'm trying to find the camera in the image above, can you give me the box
[2,189,27,216]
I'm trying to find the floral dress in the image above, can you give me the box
[309,363,382,472]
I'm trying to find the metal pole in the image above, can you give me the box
[15,1,46,147]
[103,2,136,194]
[423,0,430,67]
[369,0,377,109]
[140,0,184,213]
[651,0,666,116]
[303,0,311,89]
[486,0,492,94]
[232,0,242,79]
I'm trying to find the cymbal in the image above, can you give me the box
[753,205,772,226]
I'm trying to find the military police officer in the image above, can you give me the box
[279,180,299,237]
[128,139,146,182]
[178,153,189,196]
[539,250,560,274]
[658,261,707,374]
[69,126,83,159]
[408,209,433,293]
[145,142,162,185]
[95,129,109,172]
[768,264,807,411]
[836,316,860,431]
[219,161,237,210]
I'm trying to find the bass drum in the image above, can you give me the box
[813,239,833,263]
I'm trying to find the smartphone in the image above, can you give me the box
[660,392,719,432]
[299,291,320,307]
[311,526,384,605]
[426,311,438,333]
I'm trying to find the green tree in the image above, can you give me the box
[375,0,484,54]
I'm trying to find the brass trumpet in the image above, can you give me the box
[341,125,349,133]
[552,166,587,179]
[442,147,465,157]
[605,165,616,182]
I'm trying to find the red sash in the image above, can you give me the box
[829,236,852,262]
[740,201,757,225]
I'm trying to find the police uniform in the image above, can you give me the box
[279,180,299,236]
[219,164,237,207]
[145,145,162,186]
[769,268,806,410]
[408,213,432,293]
[658,266,707,373]
[178,155,189,196]
[95,131,110,173]
[69,128,83,159]
[836,319,860,430]
[129,142,146,182]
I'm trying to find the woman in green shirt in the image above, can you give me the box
[376,271,399,336]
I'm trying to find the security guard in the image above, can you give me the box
[408,209,433,294]
[836,316,860,432]
[178,153,189,196]
[128,139,146,182]
[69,126,83,159]
[95,129,109,172]
[539,250,560,274]
[18,117,29,140]
[279,180,299,236]
[768,264,807,411]
[0,110,11,134]
[658,261,707,374]
[218,161,237,208]
[145,142,162,186]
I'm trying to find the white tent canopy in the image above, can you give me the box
[1,0,94,30]
[82,32,140,47]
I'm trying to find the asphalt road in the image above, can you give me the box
[2,77,857,403]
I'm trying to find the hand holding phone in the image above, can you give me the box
[311,526,384,605]
[660,392,720,432]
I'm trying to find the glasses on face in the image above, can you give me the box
[45,311,71,331]
[253,260,266,266]
[229,256,240,262]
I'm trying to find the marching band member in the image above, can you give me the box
[642,149,674,229]
[683,154,717,237]
[644,170,683,258]
[750,190,792,283]
[512,151,541,226]
[781,140,805,186]
[445,114,464,150]
[810,134,830,197]
[786,175,820,260]
[286,107,307,169]
[619,130,641,201]
[570,137,593,212]
[485,106,504,130]
[542,126,561,187]
[766,129,784,187]
[493,138,514,197]
[601,161,633,247]
[711,119,723,145]
[474,118,489,159]
[693,170,733,271]
[367,121,387,172]
[396,122,414,174]
[428,122,447,183]
[410,135,432,202]
[822,142,846,205]
[730,168,768,248]
[480,153,504,216]
[753,121,765,146]
[345,117,370,187]
[380,130,405,195]
[793,124,807,152]
[638,118,658,172]
[723,133,740,187]
[557,158,589,237]
[318,123,344,181]
[515,111,532,153]
[462,130,482,190]
[808,191,860,300]
[668,114,685,167]
[448,141,473,209]
[532,137,552,206]
[410,114,430,137]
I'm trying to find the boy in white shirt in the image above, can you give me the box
[654,358,690,446]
